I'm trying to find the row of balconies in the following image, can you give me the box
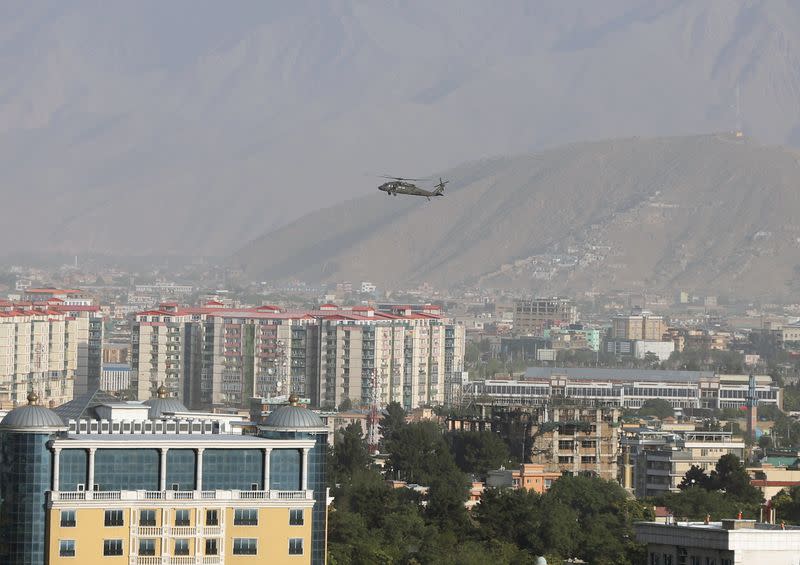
[132,556,222,565]
[50,489,313,503]
[132,525,224,538]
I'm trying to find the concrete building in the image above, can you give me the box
[635,519,800,565]
[462,368,781,411]
[544,325,601,352]
[0,389,331,564]
[131,303,465,412]
[633,340,675,361]
[612,310,667,341]
[0,305,90,408]
[486,463,561,494]
[525,405,620,482]
[514,297,577,335]
[100,364,132,392]
[635,431,745,498]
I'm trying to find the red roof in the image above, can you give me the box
[25,288,82,294]
[206,300,225,306]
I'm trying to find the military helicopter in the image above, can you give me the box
[378,175,449,201]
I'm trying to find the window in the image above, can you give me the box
[290,509,304,526]
[721,560,731,565]
[289,538,304,555]
[59,540,76,557]
[690,558,701,565]
[705,559,716,565]
[175,509,190,526]
[650,553,660,565]
[140,509,156,527]
[664,555,673,565]
[205,539,218,555]
[139,539,156,556]
[175,539,190,556]
[60,510,76,527]
[103,540,123,556]
[104,510,124,527]
[233,538,257,555]
[206,509,219,526]
[234,508,259,526]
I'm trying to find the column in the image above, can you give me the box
[263,448,272,491]
[301,448,309,491]
[87,448,96,491]
[159,448,169,491]
[196,448,204,491]
[52,447,61,491]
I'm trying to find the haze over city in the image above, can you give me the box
[4,2,800,565]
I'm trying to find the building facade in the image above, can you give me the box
[131,303,465,412]
[0,390,330,565]
[0,305,91,408]
[611,310,667,341]
[462,368,781,411]
[634,431,745,498]
[514,297,577,335]
[635,519,800,565]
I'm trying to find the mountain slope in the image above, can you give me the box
[4,2,800,256]
[234,134,800,299]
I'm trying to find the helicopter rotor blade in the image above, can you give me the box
[378,175,432,181]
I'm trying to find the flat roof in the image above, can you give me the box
[523,367,714,383]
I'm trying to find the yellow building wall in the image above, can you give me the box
[226,506,312,565]
[48,505,312,564]
[48,507,132,564]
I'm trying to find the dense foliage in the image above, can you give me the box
[328,410,651,564]
[659,454,763,520]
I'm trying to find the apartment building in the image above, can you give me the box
[634,431,745,498]
[0,305,91,408]
[0,390,330,564]
[518,405,620,482]
[131,303,465,411]
[514,297,577,335]
[611,310,667,340]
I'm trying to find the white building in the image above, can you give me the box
[635,519,800,565]
[634,340,675,361]
[0,306,89,407]
[462,368,781,410]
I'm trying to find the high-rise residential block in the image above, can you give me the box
[0,302,96,408]
[131,303,465,411]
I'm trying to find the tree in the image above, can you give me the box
[709,453,762,504]
[379,401,406,449]
[771,486,800,525]
[678,465,712,490]
[333,422,371,480]
[661,487,746,521]
[448,430,511,476]
[384,421,452,484]
[638,398,674,419]
[338,397,354,411]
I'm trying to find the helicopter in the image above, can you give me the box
[378,176,449,201]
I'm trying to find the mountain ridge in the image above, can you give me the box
[234,134,800,300]
[4,2,800,256]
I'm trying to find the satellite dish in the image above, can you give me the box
[535,558,547,565]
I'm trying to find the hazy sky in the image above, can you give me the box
[1,1,799,257]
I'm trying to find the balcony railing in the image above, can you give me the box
[50,489,313,503]
[131,557,218,565]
